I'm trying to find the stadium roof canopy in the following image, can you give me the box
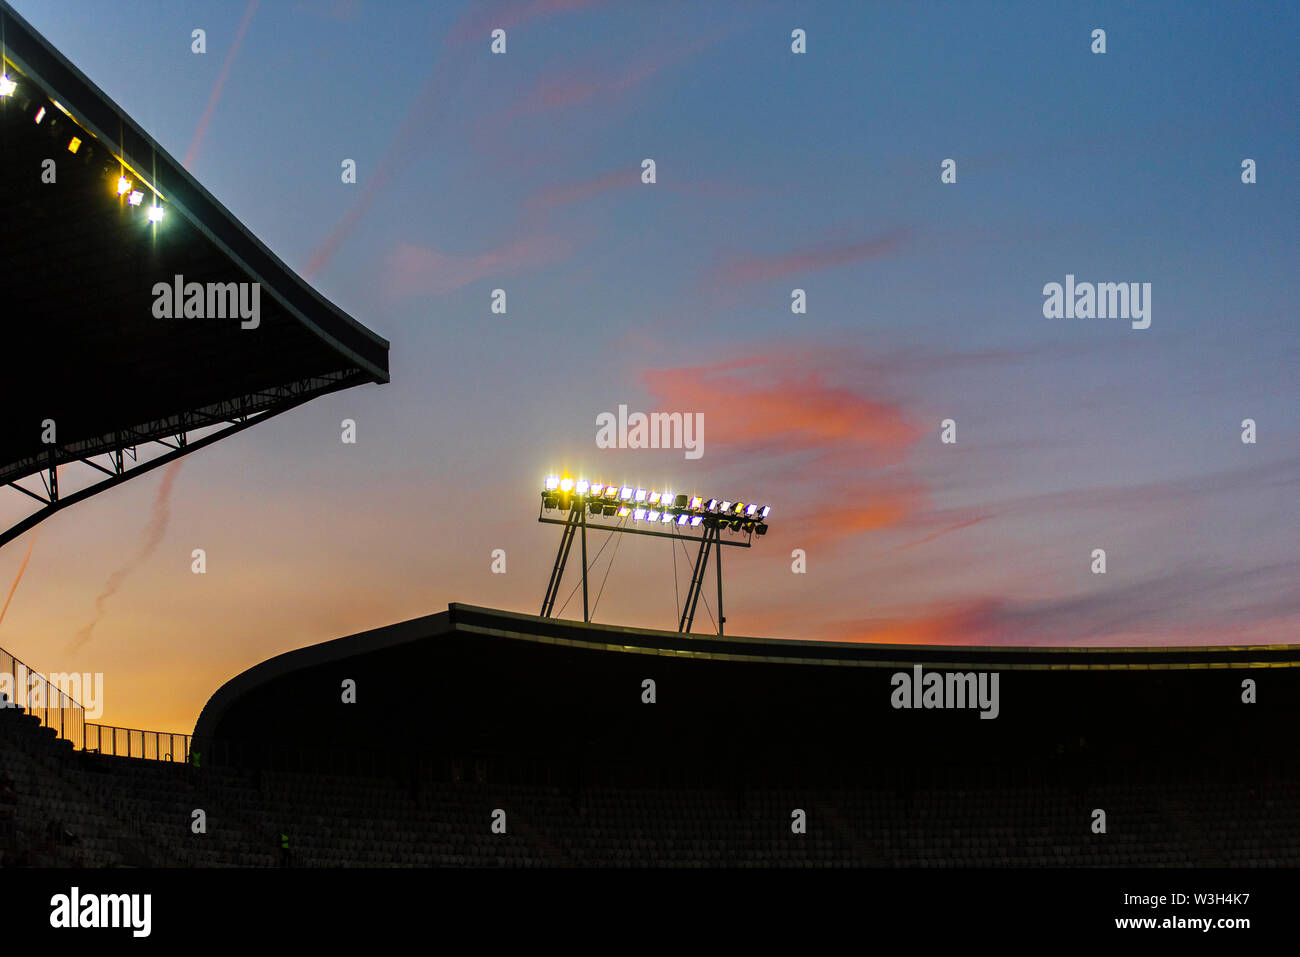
[192,603,1300,773]
[0,1,389,548]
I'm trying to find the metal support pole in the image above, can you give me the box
[679,525,713,633]
[580,506,589,623]
[716,527,724,636]
[540,503,580,617]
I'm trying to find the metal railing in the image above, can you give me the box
[82,722,190,763]
[0,645,188,762]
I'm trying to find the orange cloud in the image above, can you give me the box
[818,599,1004,646]
[642,351,926,548]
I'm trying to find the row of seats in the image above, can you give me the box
[4,706,1297,867]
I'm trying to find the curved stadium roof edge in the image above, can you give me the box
[192,603,1300,742]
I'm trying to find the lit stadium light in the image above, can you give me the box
[0,75,15,97]
[589,482,603,496]
[633,508,646,522]
[734,502,746,516]
[34,107,45,124]
[760,505,771,518]
[647,510,660,522]
[545,475,560,491]
[575,479,589,496]
[127,190,143,206]
[648,491,661,505]
[745,504,758,517]
[634,488,647,503]
[690,516,703,526]
[617,506,631,518]
[690,496,703,510]
[660,512,674,524]
[148,205,165,222]
[116,176,132,196]
[619,486,633,502]
[604,485,618,500]
[720,501,732,513]
[67,137,82,154]
[677,514,690,526]
[706,499,720,512]
[559,477,575,493]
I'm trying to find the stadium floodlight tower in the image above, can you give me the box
[538,475,771,636]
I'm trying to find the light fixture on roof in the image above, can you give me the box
[34,107,46,124]
[537,473,772,634]
[67,137,82,154]
[116,176,132,196]
[148,205,165,222]
[0,75,16,97]
[127,190,144,207]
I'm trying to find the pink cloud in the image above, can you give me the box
[383,235,577,298]
[447,0,605,47]
[705,229,907,288]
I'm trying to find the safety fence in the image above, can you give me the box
[0,646,189,762]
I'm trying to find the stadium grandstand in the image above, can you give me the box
[3,606,1298,867]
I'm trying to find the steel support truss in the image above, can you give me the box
[1,372,365,550]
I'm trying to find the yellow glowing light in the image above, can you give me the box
[117,176,132,196]
[67,137,82,154]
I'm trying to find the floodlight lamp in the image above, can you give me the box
[617,506,631,517]
[746,504,758,517]
[633,508,646,522]
[619,486,633,501]
[68,137,82,154]
[648,491,661,505]
[677,514,689,526]
[634,488,647,503]
[559,477,575,493]
[148,205,165,222]
[116,176,132,196]
[34,107,46,124]
[690,496,703,510]
[660,512,674,524]
[733,502,746,516]
[706,499,720,512]
[0,75,16,97]
[545,475,560,491]
[588,482,603,496]
[605,486,618,500]
[761,505,771,518]
[690,516,703,526]
[127,190,144,206]
[660,490,673,505]
[576,479,590,495]
[720,501,732,512]
[647,510,660,522]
